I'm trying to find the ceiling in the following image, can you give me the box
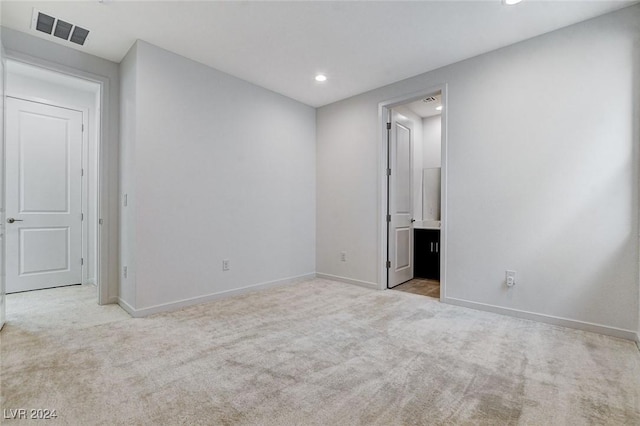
[1,1,635,107]
[402,93,442,119]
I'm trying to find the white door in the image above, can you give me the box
[388,111,413,288]
[5,98,83,293]
[1,62,4,328]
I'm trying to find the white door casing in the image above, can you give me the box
[5,97,83,293]
[388,111,413,288]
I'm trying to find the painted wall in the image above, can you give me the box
[5,64,100,286]
[317,6,640,335]
[422,115,441,169]
[120,41,316,313]
[119,43,137,307]
[1,27,120,303]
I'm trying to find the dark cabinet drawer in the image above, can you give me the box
[414,229,440,280]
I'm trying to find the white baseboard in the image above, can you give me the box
[106,296,119,305]
[316,273,378,290]
[117,297,136,317]
[636,334,640,351]
[117,273,316,318]
[443,296,637,341]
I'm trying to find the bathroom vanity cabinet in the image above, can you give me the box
[414,229,440,280]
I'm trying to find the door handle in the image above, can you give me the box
[7,218,23,223]
[410,219,416,223]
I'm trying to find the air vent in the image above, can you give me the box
[70,27,90,45]
[32,9,90,46]
[53,20,72,40]
[35,12,55,34]
[422,96,437,103]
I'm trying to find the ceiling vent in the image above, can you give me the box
[31,9,90,46]
[422,96,437,103]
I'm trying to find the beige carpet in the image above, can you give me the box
[1,279,639,425]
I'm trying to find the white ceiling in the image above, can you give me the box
[1,1,635,107]
[402,93,443,119]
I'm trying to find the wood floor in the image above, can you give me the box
[392,278,440,298]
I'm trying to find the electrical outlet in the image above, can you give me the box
[506,270,516,287]
[340,251,347,262]
[222,259,230,271]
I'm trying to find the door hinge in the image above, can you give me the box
[81,258,84,266]
[81,168,84,177]
[99,218,103,225]
[82,124,84,132]
[386,260,391,268]
[81,213,84,221]
[387,214,391,222]
[386,122,391,130]
[387,168,391,176]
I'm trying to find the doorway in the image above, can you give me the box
[379,86,446,299]
[3,60,101,298]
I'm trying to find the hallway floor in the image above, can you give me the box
[392,278,440,298]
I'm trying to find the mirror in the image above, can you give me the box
[422,168,441,221]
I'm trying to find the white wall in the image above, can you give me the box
[317,5,640,337]
[422,115,441,169]
[119,43,137,308]
[120,41,316,314]
[5,64,100,285]
[1,27,120,304]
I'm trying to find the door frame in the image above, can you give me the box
[377,84,448,298]
[2,52,111,305]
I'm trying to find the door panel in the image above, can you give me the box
[21,113,71,213]
[20,227,70,275]
[6,98,82,293]
[388,112,413,288]
[395,228,410,269]
[395,127,411,213]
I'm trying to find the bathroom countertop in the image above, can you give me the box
[414,220,441,230]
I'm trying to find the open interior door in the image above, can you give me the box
[387,111,414,288]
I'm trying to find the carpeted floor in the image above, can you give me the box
[1,279,639,425]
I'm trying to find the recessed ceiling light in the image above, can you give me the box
[503,0,523,5]
[315,74,327,82]
[436,106,443,111]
